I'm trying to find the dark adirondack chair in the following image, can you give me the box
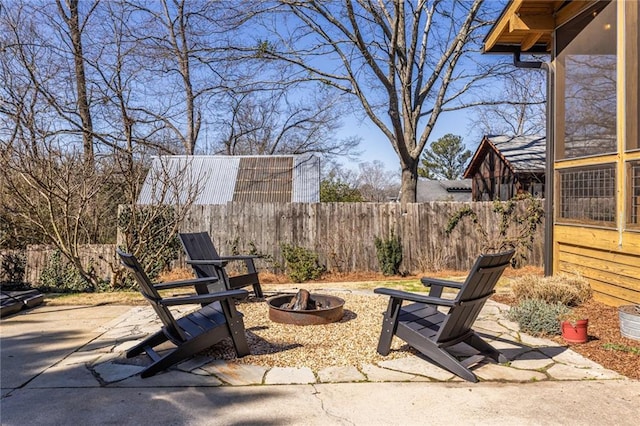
[117,250,250,378]
[179,232,264,298]
[375,250,515,382]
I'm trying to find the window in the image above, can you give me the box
[556,2,617,160]
[557,165,616,226]
[628,161,640,227]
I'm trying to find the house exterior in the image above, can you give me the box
[464,135,545,201]
[416,179,472,202]
[485,0,640,306]
[137,155,320,205]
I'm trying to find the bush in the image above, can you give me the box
[511,274,592,306]
[374,231,403,276]
[280,243,325,283]
[1,252,27,288]
[507,299,571,336]
[38,250,92,293]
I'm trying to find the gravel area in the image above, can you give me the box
[207,291,417,370]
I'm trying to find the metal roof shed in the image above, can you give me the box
[137,155,320,205]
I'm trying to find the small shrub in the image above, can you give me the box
[506,299,570,336]
[38,250,92,293]
[511,274,592,306]
[1,252,27,288]
[374,231,403,276]
[280,243,325,283]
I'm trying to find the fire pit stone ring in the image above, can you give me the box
[267,293,345,326]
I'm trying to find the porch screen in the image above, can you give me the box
[556,2,617,160]
[557,164,616,226]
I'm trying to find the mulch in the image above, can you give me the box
[492,295,640,380]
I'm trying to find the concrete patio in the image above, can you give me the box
[1,290,638,425]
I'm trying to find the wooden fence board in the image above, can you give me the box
[20,201,544,286]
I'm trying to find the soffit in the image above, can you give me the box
[484,0,599,53]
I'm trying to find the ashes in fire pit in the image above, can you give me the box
[267,289,345,325]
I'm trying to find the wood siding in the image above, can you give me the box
[554,225,640,305]
[469,149,516,201]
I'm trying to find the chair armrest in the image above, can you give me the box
[153,277,219,291]
[186,259,228,267]
[160,289,249,306]
[218,255,259,261]
[420,277,464,289]
[374,288,456,307]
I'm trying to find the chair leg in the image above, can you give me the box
[220,299,250,357]
[427,348,479,383]
[127,331,168,358]
[465,332,507,363]
[139,336,211,378]
[253,283,264,299]
[377,298,402,356]
[395,324,480,382]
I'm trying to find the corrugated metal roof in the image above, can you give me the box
[487,135,546,172]
[233,157,293,203]
[137,155,319,205]
[292,155,320,202]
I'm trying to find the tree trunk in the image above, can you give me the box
[400,160,419,204]
[58,0,94,168]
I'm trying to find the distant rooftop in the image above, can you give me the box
[465,135,546,178]
[416,179,472,202]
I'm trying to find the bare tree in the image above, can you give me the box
[217,88,360,157]
[356,161,400,202]
[127,0,250,155]
[54,0,98,167]
[471,69,546,136]
[246,0,495,203]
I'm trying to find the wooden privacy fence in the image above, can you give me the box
[181,201,544,273]
[23,244,116,287]
[16,201,544,286]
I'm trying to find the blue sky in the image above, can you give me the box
[339,108,480,174]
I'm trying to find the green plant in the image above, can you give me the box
[374,231,403,276]
[38,250,92,293]
[280,243,325,283]
[446,193,544,267]
[506,299,570,336]
[1,252,26,287]
[511,273,592,306]
[602,343,640,355]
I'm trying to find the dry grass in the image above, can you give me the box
[511,273,592,306]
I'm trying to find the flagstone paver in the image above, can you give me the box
[475,363,548,382]
[200,361,268,385]
[360,363,426,382]
[264,367,316,384]
[378,357,455,381]
[546,363,625,380]
[318,366,366,383]
[509,350,554,370]
[76,298,629,386]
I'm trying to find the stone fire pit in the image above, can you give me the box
[266,290,345,326]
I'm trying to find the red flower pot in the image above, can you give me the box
[561,319,589,344]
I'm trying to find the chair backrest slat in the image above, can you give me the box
[179,232,222,280]
[436,250,514,343]
[116,250,187,342]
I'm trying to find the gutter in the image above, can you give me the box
[513,51,554,277]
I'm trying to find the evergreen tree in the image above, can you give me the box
[419,134,472,180]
